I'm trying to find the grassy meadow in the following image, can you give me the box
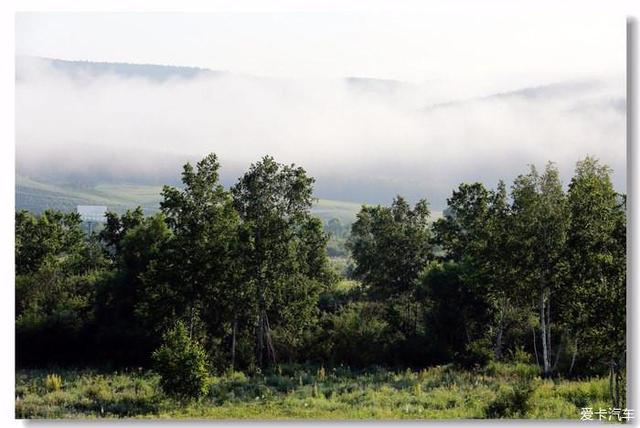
[15,363,613,420]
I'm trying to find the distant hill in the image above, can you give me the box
[424,79,625,112]
[18,56,420,98]
[15,175,441,225]
[16,175,164,215]
[17,56,223,82]
[15,175,364,224]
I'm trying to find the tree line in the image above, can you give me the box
[15,154,625,385]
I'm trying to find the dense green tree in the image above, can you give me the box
[483,181,526,361]
[348,196,432,300]
[430,183,498,362]
[16,209,108,365]
[16,210,86,275]
[140,154,243,368]
[565,157,626,398]
[510,163,569,377]
[99,207,145,258]
[346,196,433,360]
[231,156,333,367]
[94,212,172,364]
[432,183,491,262]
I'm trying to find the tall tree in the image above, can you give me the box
[431,183,495,357]
[16,209,107,365]
[510,163,569,376]
[347,196,432,337]
[140,154,242,366]
[483,180,523,361]
[433,183,490,262]
[95,212,172,365]
[565,157,626,398]
[231,156,332,367]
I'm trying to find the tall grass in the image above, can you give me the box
[15,364,619,420]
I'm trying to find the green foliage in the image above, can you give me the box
[347,196,432,300]
[231,155,334,367]
[15,209,86,275]
[485,380,534,418]
[565,157,626,377]
[44,374,62,392]
[509,346,532,364]
[323,302,396,367]
[458,338,494,369]
[151,321,210,400]
[94,212,172,365]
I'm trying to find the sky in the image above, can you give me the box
[14,9,627,207]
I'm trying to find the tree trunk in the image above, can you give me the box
[615,364,621,408]
[532,327,540,369]
[609,361,615,408]
[256,311,264,368]
[188,305,195,339]
[494,311,504,361]
[568,339,577,376]
[256,309,277,367]
[546,292,552,370]
[540,290,550,376]
[231,316,237,372]
[264,312,277,365]
[552,341,563,372]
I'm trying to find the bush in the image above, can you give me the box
[457,338,493,369]
[510,346,532,364]
[485,379,534,418]
[44,374,62,392]
[152,321,210,400]
[324,302,397,367]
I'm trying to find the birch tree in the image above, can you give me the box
[565,157,626,403]
[510,163,568,377]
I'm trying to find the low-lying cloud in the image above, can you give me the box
[16,57,626,208]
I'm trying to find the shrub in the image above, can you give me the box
[325,302,396,367]
[485,379,534,418]
[84,378,111,402]
[151,321,210,400]
[44,374,62,392]
[513,363,538,380]
[457,338,493,369]
[510,346,532,364]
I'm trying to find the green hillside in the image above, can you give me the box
[16,176,164,215]
[16,175,442,225]
[15,176,367,223]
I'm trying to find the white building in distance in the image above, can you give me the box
[77,205,107,223]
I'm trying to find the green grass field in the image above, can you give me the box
[15,363,614,420]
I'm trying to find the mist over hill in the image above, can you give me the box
[15,56,626,209]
